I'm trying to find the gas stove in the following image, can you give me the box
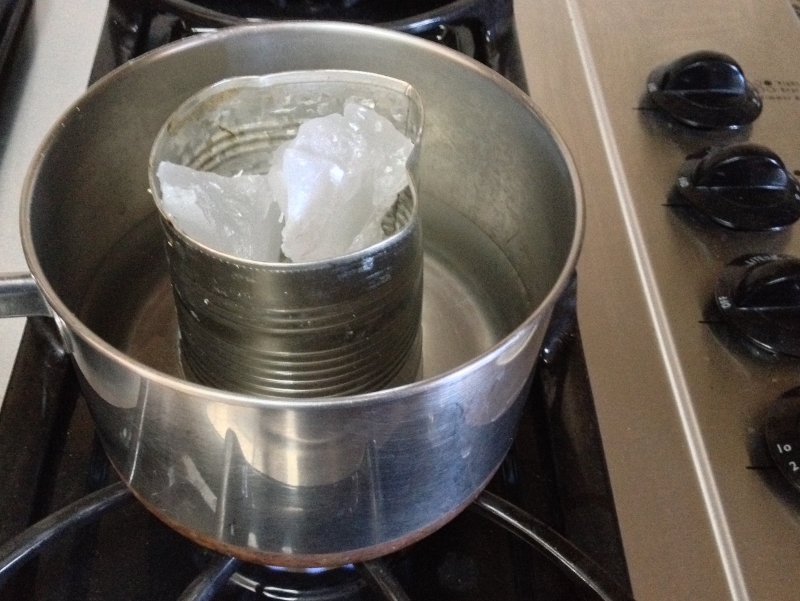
[2,0,800,600]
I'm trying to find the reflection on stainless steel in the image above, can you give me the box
[203,395,408,487]
[3,22,581,566]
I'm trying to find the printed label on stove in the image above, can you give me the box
[774,443,800,478]
[743,254,780,267]
[754,79,800,102]
[765,387,800,492]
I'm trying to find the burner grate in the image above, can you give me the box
[113,0,528,89]
[154,0,453,22]
[0,483,633,601]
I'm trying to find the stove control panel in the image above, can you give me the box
[518,1,800,597]
[633,14,800,596]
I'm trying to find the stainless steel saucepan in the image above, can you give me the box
[0,22,582,567]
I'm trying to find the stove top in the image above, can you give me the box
[3,0,800,600]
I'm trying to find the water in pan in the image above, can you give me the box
[77,199,531,383]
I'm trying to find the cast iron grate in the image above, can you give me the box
[0,483,633,601]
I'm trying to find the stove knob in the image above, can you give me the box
[716,254,800,356]
[646,50,762,128]
[676,144,800,230]
[765,387,800,492]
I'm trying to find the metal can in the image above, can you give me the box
[148,70,424,398]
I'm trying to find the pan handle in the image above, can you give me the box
[0,273,52,318]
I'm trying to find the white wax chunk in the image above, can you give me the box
[343,103,414,203]
[269,102,414,262]
[156,162,282,262]
[156,103,414,264]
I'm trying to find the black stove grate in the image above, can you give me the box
[91,0,526,91]
[0,479,632,601]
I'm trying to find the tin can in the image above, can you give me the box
[148,70,424,397]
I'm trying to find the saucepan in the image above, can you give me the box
[0,22,582,567]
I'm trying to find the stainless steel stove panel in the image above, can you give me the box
[517,1,800,600]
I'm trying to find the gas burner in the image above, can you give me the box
[229,0,372,18]
[156,0,469,24]
[229,562,365,601]
[140,0,525,87]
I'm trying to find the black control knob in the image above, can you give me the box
[647,50,762,129]
[676,144,800,230]
[716,254,800,356]
[765,387,800,492]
